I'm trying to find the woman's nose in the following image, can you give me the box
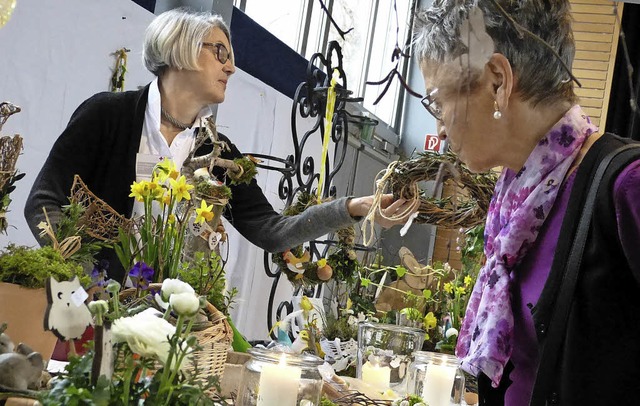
[437,123,447,141]
[224,60,235,76]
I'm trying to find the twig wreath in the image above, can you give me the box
[362,151,497,245]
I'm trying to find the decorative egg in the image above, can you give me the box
[317,265,333,281]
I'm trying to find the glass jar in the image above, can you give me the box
[236,348,324,406]
[406,351,465,406]
[357,322,425,394]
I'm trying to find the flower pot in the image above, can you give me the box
[0,282,58,360]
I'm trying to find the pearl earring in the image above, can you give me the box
[493,101,502,120]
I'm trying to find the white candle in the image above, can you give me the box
[361,361,391,389]
[422,363,457,406]
[257,354,301,406]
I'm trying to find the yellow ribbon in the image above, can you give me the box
[317,69,340,203]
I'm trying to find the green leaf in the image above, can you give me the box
[422,289,432,300]
[395,266,407,278]
[360,277,371,288]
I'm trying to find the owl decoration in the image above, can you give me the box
[44,276,93,341]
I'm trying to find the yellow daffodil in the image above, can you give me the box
[169,175,194,202]
[346,297,353,311]
[195,199,214,224]
[444,282,453,294]
[423,311,437,330]
[154,159,179,182]
[300,296,314,312]
[129,181,146,202]
[316,258,327,268]
[464,275,473,287]
[167,213,176,224]
[159,191,172,206]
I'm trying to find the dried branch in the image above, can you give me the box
[317,0,354,40]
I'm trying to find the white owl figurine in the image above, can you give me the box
[44,276,93,341]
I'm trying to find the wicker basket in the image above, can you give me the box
[118,285,233,392]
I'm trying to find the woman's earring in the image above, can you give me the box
[493,101,502,120]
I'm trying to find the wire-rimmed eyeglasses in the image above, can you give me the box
[421,88,442,121]
[201,42,231,64]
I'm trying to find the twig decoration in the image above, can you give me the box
[110,47,130,92]
[317,0,354,40]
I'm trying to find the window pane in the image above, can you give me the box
[242,0,305,51]
[326,0,375,98]
[363,0,412,126]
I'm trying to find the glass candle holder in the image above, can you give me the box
[357,322,425,394]
[236,348,324,406]
[406,351,465,406]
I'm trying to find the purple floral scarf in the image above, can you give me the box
[455,105,598,387]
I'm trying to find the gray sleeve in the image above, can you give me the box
[237,196,359,253]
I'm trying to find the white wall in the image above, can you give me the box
[0,0,155,247]
[0,0,324,341]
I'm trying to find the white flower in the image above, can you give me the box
[161,278,194,301]
[112,308,175,364]
[169,292,200,317]
[443,262,452,273]
[445,327,459,339]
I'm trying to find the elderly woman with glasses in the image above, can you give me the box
[414,1,640,405]
[24,8,413,282]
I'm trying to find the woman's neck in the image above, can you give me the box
[157,72,203,130]
[501,100,573,171]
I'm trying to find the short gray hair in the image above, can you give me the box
[413,0,576,105]
[143,8,231,76]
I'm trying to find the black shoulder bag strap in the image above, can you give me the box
[530,143,640,405]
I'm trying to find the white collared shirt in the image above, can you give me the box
[133,78,213,217]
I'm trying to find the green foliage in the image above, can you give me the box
[178,251,236,316]
[0,170,24,234]
[52,203,110,266]
[195,180,232,201]
[41,345,222,406]
[0,244,89,289]
[320,396,339,406]
[230,157,258,185]
[322,312,357,342]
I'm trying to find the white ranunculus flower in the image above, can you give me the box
[112,308,175,364]
[169,292,200,317]
[161,278,195,301]
[445,327,459,339]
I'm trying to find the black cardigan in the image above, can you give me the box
[478,134,640,405]
[25,86,356,281]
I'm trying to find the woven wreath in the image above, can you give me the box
[388,151,497,229]
[69,175,134,242]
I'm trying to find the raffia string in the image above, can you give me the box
[37,207,81,259]
[361,160,421,246]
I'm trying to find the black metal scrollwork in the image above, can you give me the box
[245,41,376,339]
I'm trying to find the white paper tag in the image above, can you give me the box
[70,287,89,307]
[136,153,165,180]
[208,231,223,250]
[188,217,214,239]
[399,212,419,237]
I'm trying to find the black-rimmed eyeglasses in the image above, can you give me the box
[201,42,231,64]
[421,88,442,121]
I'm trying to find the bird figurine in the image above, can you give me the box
[283,249,311,274]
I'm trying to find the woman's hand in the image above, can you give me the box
[347,194,418,228]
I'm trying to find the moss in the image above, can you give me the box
[0,244,89,289]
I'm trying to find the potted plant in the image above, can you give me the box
[0,243,90,359]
